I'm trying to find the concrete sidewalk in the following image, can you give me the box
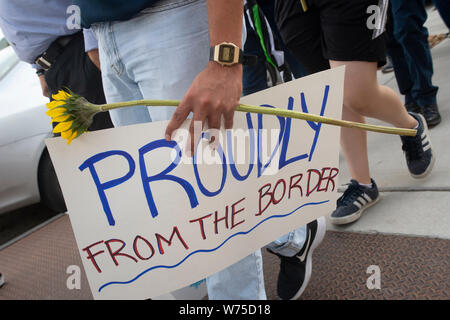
[327,8,450,240]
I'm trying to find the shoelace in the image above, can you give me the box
[402,136,424,161]
[337,182,366,207]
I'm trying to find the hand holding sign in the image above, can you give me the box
[165,61,243,154]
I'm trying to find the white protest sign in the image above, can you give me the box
[46,67,344,300]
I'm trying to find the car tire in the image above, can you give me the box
[38,149,67,213]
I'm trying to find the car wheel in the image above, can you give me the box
[38,149,67,213]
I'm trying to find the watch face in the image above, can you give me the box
[219,45,235,63]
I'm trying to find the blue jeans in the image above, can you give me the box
[386,0,438,107]
[93,0,305,300]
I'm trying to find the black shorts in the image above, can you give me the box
[275,0,387,74]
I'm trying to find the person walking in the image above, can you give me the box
[0,0,113,212]
[73,0,265,300]
[274,0,436,225]
[73,0,326,300]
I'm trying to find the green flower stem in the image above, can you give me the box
[97,99,416,137]
[238,104,416,136]
[98,100,180,111]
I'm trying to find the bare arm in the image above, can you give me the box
[165,0,244,153]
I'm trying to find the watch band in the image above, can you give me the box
[239,52,258,66]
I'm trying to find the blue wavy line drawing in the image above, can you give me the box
[98,200,329,293]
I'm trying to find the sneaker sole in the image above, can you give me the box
[290,216,326,300]
[409,113,436,179]
[329,195,381,225]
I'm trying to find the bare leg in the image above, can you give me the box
[340,106,372,184]
[331,60,418,184]
[330,60,418,129]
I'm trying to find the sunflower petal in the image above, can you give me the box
[51,114,71,123]
[61,129,73,140]
[46,107,67,118]
[46,100,66,109]
[53,120,73,134]
[66,130,78,145]
[52,90,71,101]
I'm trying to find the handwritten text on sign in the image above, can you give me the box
[46,67,344,299]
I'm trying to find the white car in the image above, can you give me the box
[0,30,65,214]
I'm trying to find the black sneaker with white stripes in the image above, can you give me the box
[267,217,326,300]
[401,112,435,179]
[330,179,380,225]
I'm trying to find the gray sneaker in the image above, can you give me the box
[330,179,380,225]
[401,112,436,178]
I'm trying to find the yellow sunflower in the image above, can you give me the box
[45,90,101,144]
